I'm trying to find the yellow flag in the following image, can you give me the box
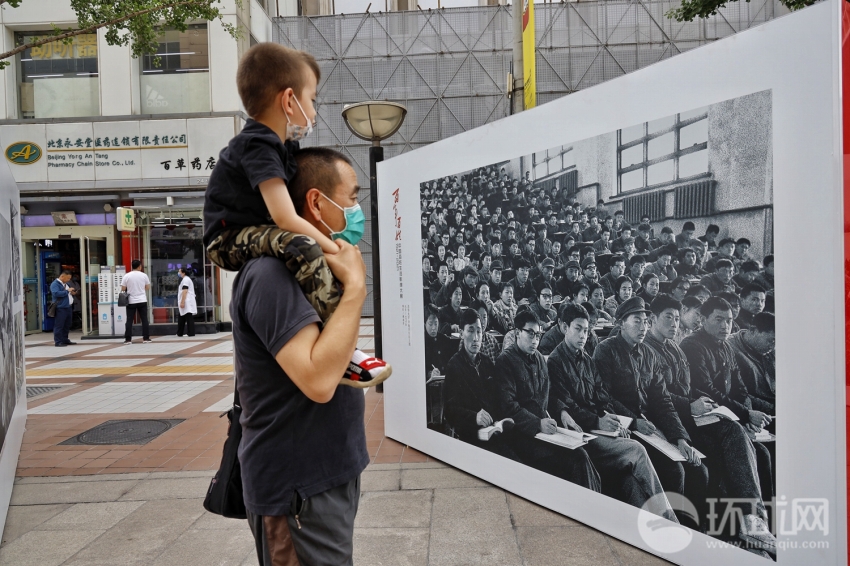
[522,0,536,110]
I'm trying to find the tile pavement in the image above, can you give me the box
[3,323,672,565]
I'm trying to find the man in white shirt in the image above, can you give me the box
[177,266,197,337]
[120,259,152,344]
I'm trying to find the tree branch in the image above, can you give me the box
[0,0,212,61]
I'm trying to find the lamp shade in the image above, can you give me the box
[341,101,407,142]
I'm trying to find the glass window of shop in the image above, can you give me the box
[145,216,213,324]
[141,24,210,114]
[17,32,100,119]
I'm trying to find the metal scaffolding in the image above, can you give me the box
[273,0,788,314]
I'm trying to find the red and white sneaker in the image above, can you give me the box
[341,349,392,389]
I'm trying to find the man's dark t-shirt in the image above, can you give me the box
[203,119,299,247]
[231,257,369,516]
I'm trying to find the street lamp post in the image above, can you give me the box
[341,101,407,367]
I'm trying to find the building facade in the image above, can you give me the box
[0,0,296,335]
[1,0,785,336]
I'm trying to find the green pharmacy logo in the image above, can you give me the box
[5,142,42,165]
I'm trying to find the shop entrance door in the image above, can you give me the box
[83,237,107,336]
[21,239,40,334]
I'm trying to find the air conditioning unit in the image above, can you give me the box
[301,0,333,15]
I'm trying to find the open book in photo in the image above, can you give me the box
[535,427,597,450]
[590,415,634,437]
[633,431,707,462]
[751,428,776,443]
[693,405,739,426]
[478,418,515,441]
[425,374,445,385]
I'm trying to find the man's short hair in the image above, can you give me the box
[714,258,734,270]
[610,254,626,266]
[560,303,589,327]
[289,148,353,215]
[763,254,774,267]
[681,296,703,310]
[580,301,599,318]
[736,237,751,246]
[638,223,651,232]
[660,226,674,235]
[705,224,720,235]
[629,255,646,266]
[716,291,740,307]
[61,268,73,276]
[740,260,761,273]
[514,309,540,330]
[237,43,320,118]
[460,308,481,328]
[649,293,682,316]
[753,312,775,334]
[740,282,767,299]
[599,226,611,234]
[699,296,733,317]
[682,221,695,231]
[131,259,142,270]
[685,284,710,299]
[425,304,440,319]
[718,238,736,248]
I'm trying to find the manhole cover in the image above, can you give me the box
[26,386,63,398]
[60,419,184,446]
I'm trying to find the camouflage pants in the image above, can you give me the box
[207,226,341,323]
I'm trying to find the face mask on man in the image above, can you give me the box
[285,96,314,141]
[319,193,365,245]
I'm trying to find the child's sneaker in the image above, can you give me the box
[341,349,392,389]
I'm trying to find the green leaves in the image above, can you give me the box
[665,0,819,22]
[0,0,241,65]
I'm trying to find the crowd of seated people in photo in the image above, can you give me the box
[421,164,778,557]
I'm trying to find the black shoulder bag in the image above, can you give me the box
[203,379,247,519]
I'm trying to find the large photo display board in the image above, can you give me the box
[379,1,845,564]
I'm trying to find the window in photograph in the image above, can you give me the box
[16,32,100,119]
[140,24,210,114]
[616,108,709,193]
[532,145,574,179]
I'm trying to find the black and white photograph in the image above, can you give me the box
[0,207,16,453]
[419,90,777,558]
[9,203,19,303]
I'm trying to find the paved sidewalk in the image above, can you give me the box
[2,325,670,565]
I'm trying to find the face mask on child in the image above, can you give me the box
[319,193,365,245]
[285,96,314,141]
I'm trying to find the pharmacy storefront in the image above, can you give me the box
[1,115,240,337]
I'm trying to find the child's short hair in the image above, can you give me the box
[237,43,321,118]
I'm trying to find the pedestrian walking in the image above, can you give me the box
[120,259,152,344]
[176,266,197,337]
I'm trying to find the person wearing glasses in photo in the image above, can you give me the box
[492,310,602,491]
[530,285,558,332]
